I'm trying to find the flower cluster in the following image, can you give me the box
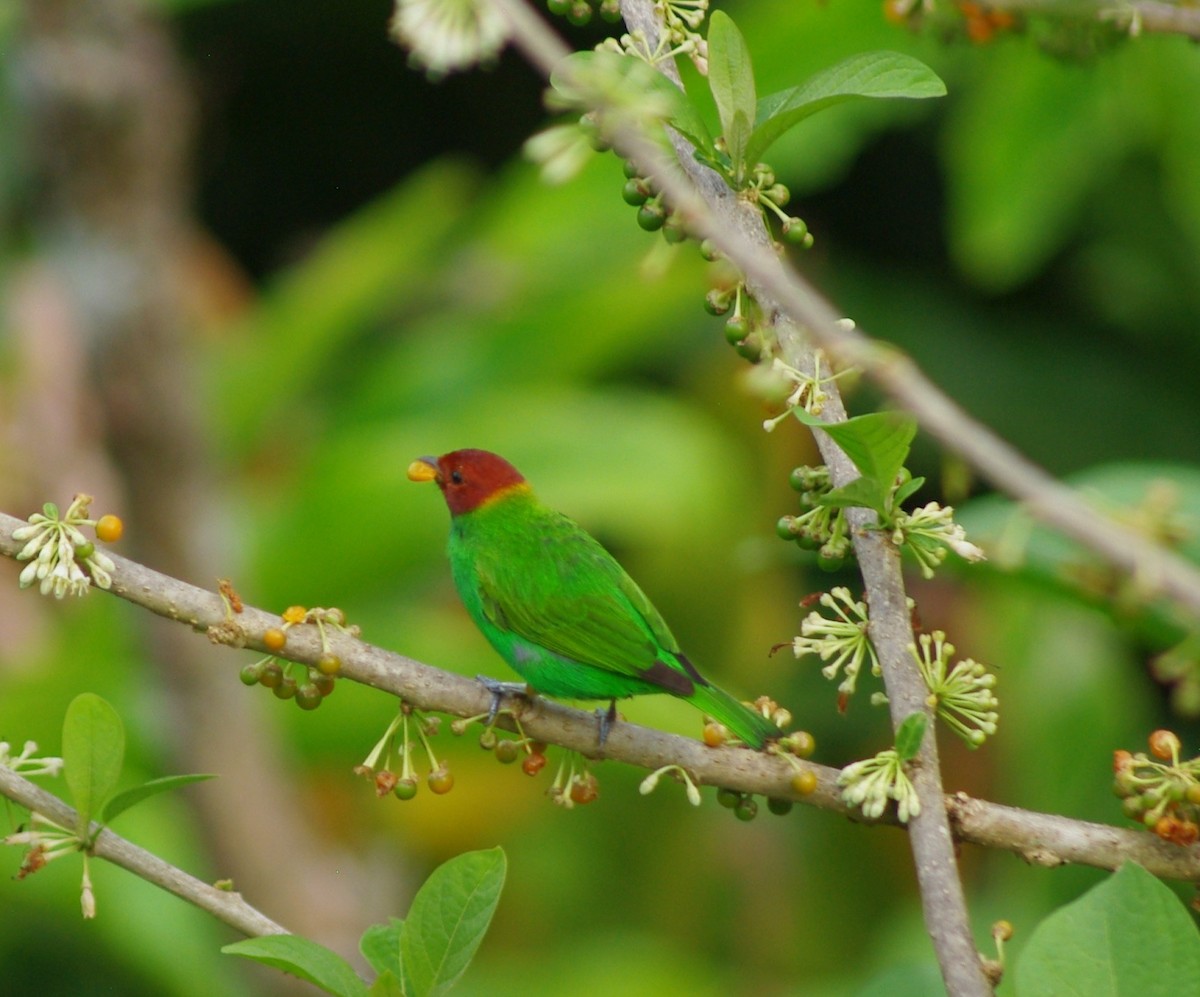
[599,0,710,74]
[762,351,851,426]
[389,0,510,78]
[12,496,119,599]
[890,501,986,578]
[910,630,998,747]
[1114,730,1200,846]
[791,587,880,702]
[3,812,95,917]
[355,705,455,800]
[838,747,921,823]
[0,740,63,778]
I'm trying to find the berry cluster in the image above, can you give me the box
[776,466,853,570]
[239,605,353,711]
[356,705,455,800]
[1114,730,1200,846]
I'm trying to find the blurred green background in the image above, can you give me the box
[2,0,1200,993]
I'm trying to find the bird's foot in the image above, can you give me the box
[594,699,620,749]
[476,676,530,725]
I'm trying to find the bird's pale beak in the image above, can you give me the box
[406,456,439,483]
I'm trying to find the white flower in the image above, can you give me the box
[390,0,510,77]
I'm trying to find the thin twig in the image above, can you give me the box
[0,765,288,938]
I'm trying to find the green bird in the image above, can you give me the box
[407,448,779,748]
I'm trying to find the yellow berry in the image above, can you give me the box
[791,770,818,796]
[95,514,124,543]
[316,653,341,676]
[263,628,287,653]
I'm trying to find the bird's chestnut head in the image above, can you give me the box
[407,449,529,516]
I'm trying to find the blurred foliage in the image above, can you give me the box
[3,0,1200,994]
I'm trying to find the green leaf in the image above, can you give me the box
[1015,862,1200,997]
[62,693,125,837]
[745,51,945,168]
[360,917,404,979]
[706,10,757,177]
[223,935,368,997]
[794,409,917,507]
[399,847,507,997]
[895,713,928,762]
[100,773,216,827]
[367,971,405,997]
[819,476,894,518]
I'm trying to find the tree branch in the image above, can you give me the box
[0,765,287,939]
[5,512,1200,889]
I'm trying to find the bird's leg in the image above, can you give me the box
[476,675,530,725]
[594,699,619,748]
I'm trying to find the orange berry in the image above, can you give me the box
[522,752,547,777]
[1149,729,1181,761]
[263,628,287,653]
[95,514,124,543]
[702,722,727,747]
[427,768,455,795]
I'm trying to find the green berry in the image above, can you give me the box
[312,673,336,697]
[547,0,570,14]
[394,778,419,801]
[636,202,666,232]
[73,541,95,561]
[273,678,297,700]
[735,332,763,362]
[782,218,809,245]
[622,159,640,179]
[723,314,748,345]
[494,739,520,764]
[817,552,845,573]
[704,288,731,316]
[734,797,759,822]
[295,684,322,710]
[767,797,793,816]
[239,662,263,687]
[716,787,740,809]
[622,178,649,207]
[259,661,283,689]
[776,516,798,541]
[567,1,592,26]
[699,239,720,262]
[662,216,688,244]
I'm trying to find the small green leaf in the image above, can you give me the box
[399,846,507,997]
[360,917,404,979]
[706,11,756,178]
[892,474,926,509]
[100,773,216,827]
[223,935,368,997]
[794,410,917,499]
[746,52,945,168]
[895,713,928,761]
[1015,862,1200,997]
[367,971,404,997]
[62,693,125,837]
[819,476,894,519]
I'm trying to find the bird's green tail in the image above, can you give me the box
[690,682,779,749]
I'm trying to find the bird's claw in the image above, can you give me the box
[594,700,619,749]
[476,676,529,725]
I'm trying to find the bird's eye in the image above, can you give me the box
[450,469,464,485]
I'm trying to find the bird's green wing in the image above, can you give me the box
[473,516,682,683]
